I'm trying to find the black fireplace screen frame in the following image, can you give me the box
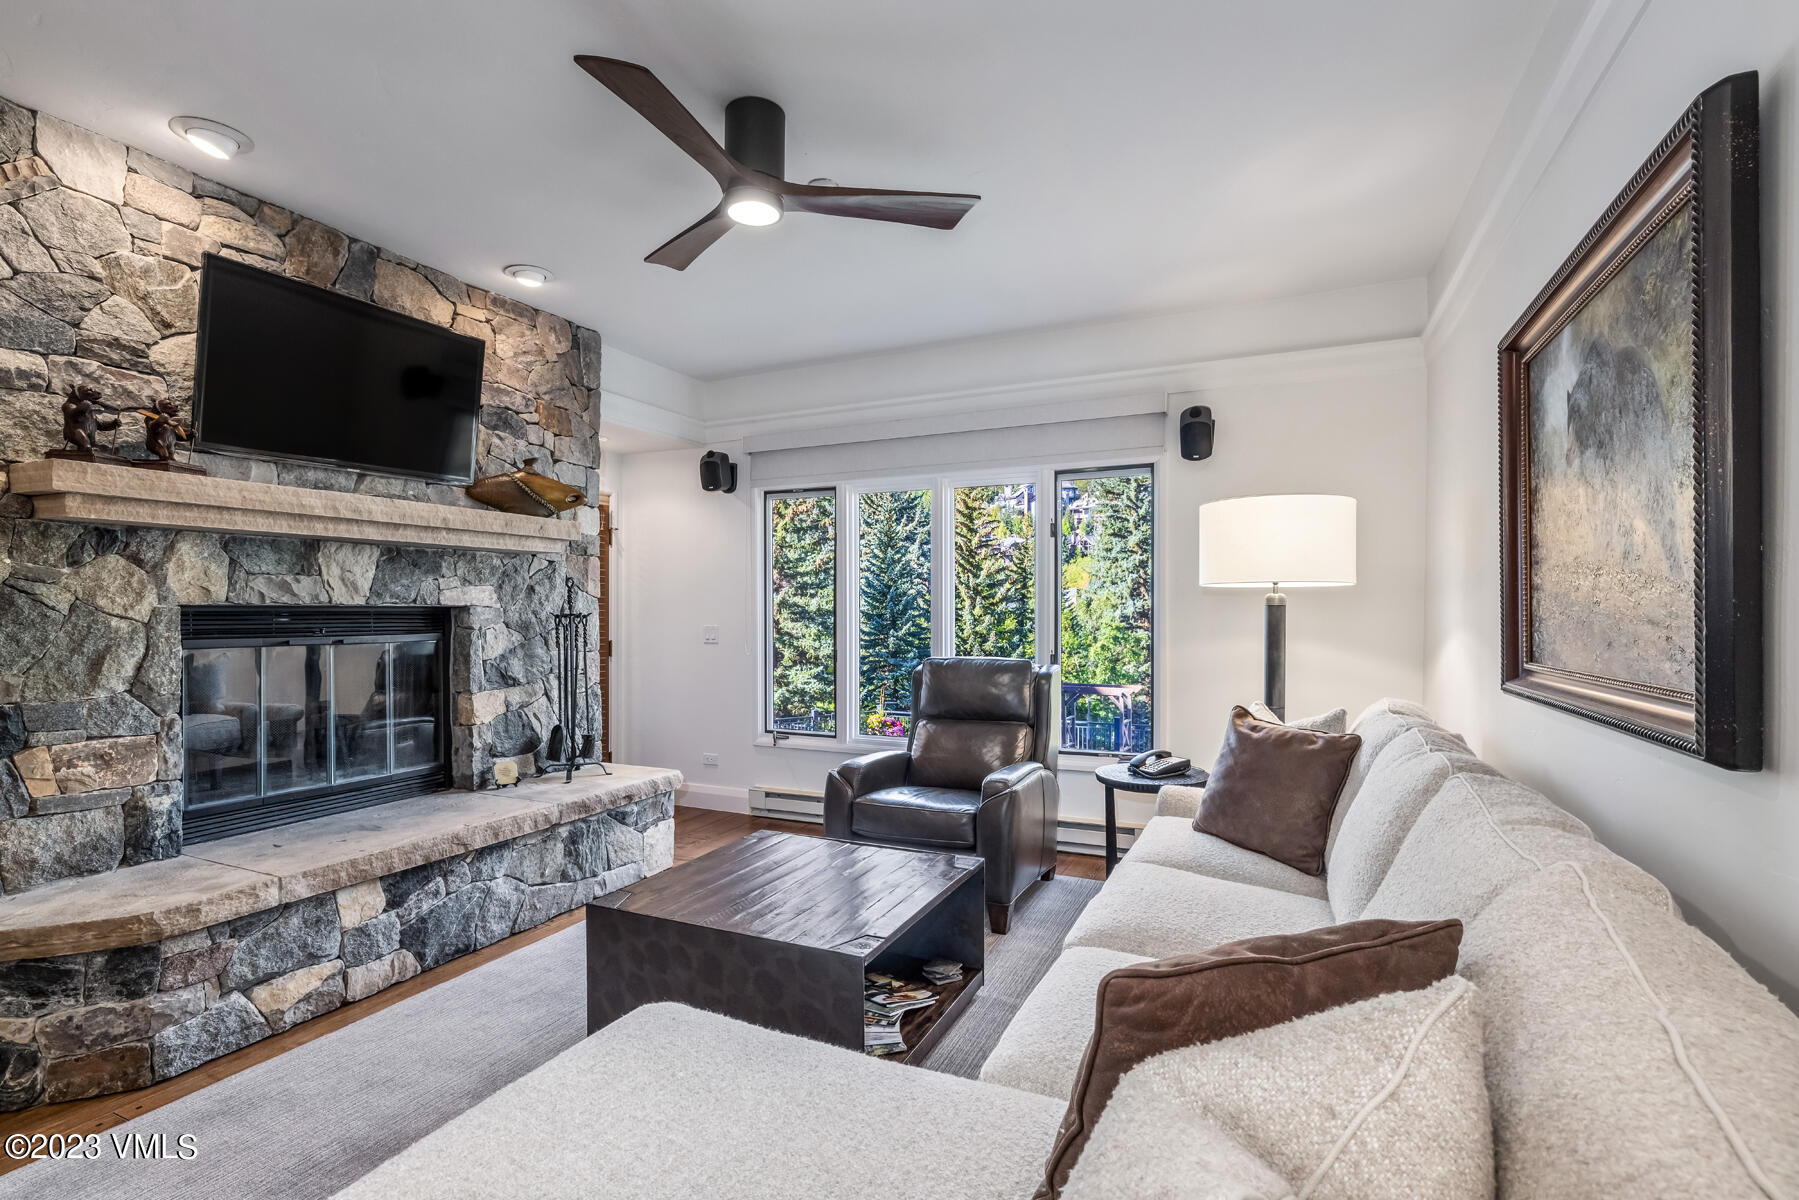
[180,605,453,843]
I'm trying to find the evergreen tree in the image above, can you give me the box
[997,524,1037,660]
[1087,474,1154,684]
[858,490,931,729]
[954,486,997,653]
[769,494,836,731]
[954,485,1035,659]
[1057,474,1154,750]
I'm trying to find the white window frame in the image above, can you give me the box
[762,486,841,741]
[754,456,1162,766]
[1053,462,1159,761]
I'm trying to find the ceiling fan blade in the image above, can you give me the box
[574,55,742,189]
[776,183,980,230]
[645,205,734,270]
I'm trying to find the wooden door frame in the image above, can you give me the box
[593,494,613,762]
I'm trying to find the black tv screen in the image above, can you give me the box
[194,255,484,483]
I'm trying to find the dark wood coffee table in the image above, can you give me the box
[586,830,985,1064]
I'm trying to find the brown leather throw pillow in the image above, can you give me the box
[1035,918,1464,1199]
[1195,705,1362,874]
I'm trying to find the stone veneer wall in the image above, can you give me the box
[0,95,610,893]
[0,790,674,1110]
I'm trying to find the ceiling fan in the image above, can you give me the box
[574,55,981,270]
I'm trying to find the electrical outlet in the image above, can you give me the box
[700,752,720,767]
[702,625,720,645]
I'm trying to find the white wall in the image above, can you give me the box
[703,280,1426,441]
[1423,0,1799,1000]
[614,324,1429,836]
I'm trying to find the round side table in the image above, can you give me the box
[1094,761,1210,875]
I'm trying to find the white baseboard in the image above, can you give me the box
[675,783,751,813]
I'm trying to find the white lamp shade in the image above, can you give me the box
[1199,494,1357,588]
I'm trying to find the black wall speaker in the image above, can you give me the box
[699,450,738,493]
[1179,405,1215,461]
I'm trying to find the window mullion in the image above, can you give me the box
[1038,466,1056,667]
[942,482,957,662]
[839,484,854,743]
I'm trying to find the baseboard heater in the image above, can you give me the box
[1056,814,1140,858]
[748,784,826,824]
[749,785,1129,858]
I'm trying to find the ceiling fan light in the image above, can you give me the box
[724,186,782,227]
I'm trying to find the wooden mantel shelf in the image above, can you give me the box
[9,459,581,555]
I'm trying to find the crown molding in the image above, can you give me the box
[703,338,1423,447]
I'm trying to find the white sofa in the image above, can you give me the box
[336,700,1799,1200]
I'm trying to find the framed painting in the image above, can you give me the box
[1499,72,1762,770]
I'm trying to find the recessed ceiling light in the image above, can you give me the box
[724,185,781,227]
[503,264,554,288]
[598,436,610,444]
[168,116,253,160]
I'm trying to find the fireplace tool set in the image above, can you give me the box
[541,577,610,783]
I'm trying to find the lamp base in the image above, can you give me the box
[1264,590,1286,721]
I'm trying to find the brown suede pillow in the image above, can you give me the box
[1035,918,1463,1199]
[1195,705,1361,873]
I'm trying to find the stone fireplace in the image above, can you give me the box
[0,95,680,1112]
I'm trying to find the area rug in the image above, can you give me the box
[1,874,1099,1199]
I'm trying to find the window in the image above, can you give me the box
[762,464,1154,755]
[766,490,837,736]
[1056,467,1155,753]
[857,489,932,738]
[952,483,1036,659]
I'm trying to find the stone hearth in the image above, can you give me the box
[0,769,679,1109]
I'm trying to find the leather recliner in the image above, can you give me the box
[825,657,1060,933]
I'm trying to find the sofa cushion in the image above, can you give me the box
[1060,1112,1293,1200]
[1329,698,1445,857]
[1325,727,1491,919]
[1151,784,1204,821]
[982,946,1151,1099]
[1358,772,1666,926]
[1063,977,1492,1200]
[1196,706,1362,874]
[850,784,980,847]
[1125,815,1328,899]
[1247,703,1350,733]
[1461,860,1799,1200]
[1038,919,1463,1197]
[332,1002,1068,1200]
[1063,860,1334,959]
[909,718,1033,790]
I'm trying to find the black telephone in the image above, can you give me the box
[1127,749,1191,779]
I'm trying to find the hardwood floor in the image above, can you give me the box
[0,806,1104,1169]
[675,806,1106,881]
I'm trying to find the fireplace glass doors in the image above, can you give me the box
[181,607,451,841]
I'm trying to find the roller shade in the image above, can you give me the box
[746,399,1167,487]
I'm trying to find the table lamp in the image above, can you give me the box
[1199,494,1357,720]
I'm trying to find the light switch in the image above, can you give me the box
[702,625,720,644]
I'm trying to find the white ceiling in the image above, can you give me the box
[0,0,1555,381]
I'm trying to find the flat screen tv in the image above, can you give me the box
[193,254,485,483]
